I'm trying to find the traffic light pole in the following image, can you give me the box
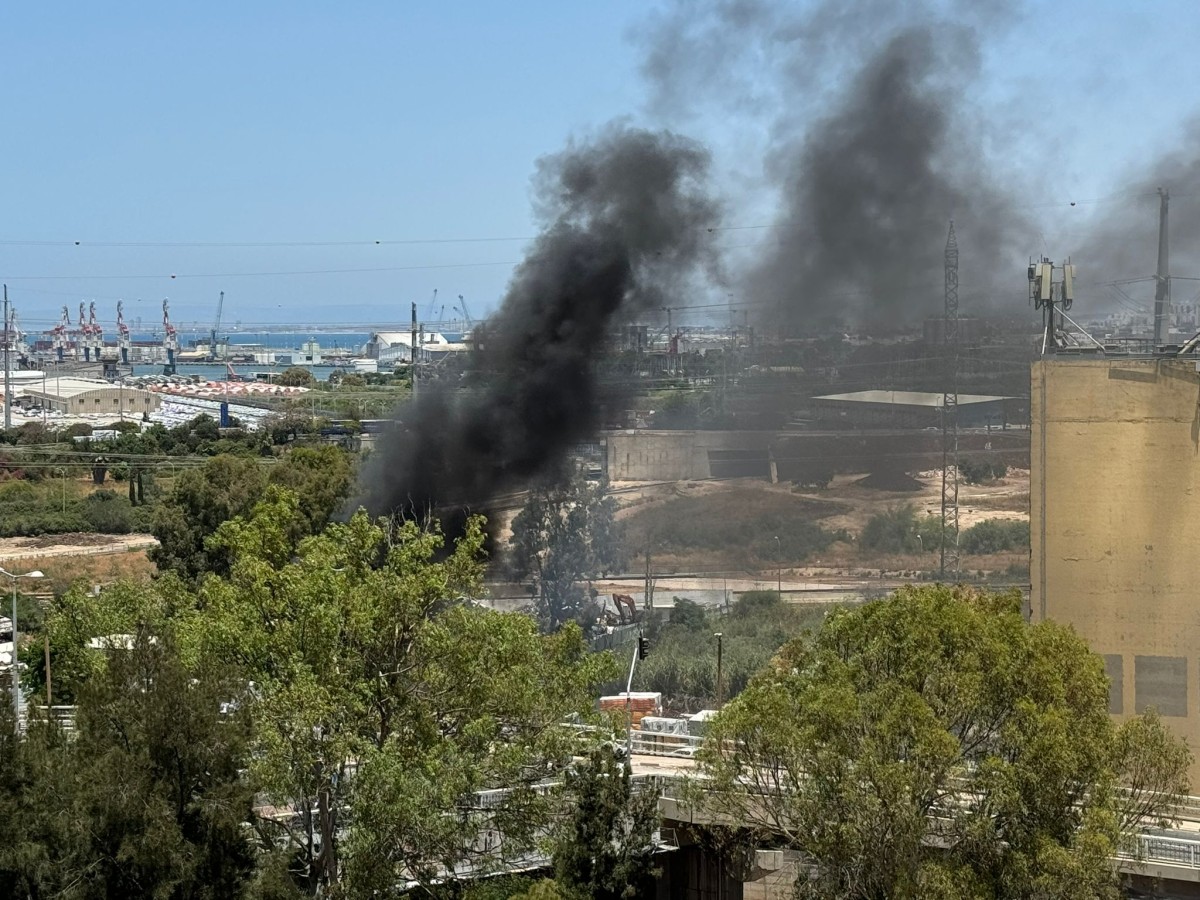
[625,631,645,757]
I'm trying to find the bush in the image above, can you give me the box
[859,504,921,553]
[960,457,1008,485]
[960,518,1030,554]
[668,598,708,630]
[82,490,135,534]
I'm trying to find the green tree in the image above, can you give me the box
[552,744,659,900]
[0,632,257,899]
[696,586,1191,900]
[188,493,618,895]
[150,454,269,581]
[275,366,316,388]
[509,470,625,632]
[267,445,354,534]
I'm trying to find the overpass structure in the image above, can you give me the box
[628,740,1200,898]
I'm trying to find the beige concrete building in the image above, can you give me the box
[1031,357,1200,775]
[22,377,160,416]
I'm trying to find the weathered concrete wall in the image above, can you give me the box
[606,429,1030,483]
[606,431,774,481]
[1031,358,1200,778]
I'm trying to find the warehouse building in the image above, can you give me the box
[810,390,1022,429]
[21,377,161,416]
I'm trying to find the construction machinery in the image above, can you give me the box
[162,299,179,375]
[116,301,131,364]
[611,593,640,625]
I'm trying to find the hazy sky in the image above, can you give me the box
[2,0,1199,331]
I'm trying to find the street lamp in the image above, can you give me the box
[1,567,44,724]
[774,535,782,598]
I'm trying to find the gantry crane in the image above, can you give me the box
[116,301,131,364]
[78,302,91,361]
[208,290,225,361]
[52,306,70,362]
[87,301,103,361]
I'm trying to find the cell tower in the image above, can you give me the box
[939,221,960,580]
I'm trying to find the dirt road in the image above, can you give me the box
[0,533,158,562]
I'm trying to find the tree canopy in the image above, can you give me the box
[696,585,1191,900]
[509,469,624,632]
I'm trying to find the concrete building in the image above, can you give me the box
[1031,357,1200,779]
[810,390,1021,429]
[21,377,161,416]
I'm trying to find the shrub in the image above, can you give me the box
[960,457,1008,485]
[859,504,921,553]
[960,518,1030,554]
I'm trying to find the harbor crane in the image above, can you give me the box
[116,301,131,364]
[78,302,90,361]
[87,301,103,361]
[208,290,225,361]
[52,307,70,362]
[456,294,473,328]
[162,299,179,375]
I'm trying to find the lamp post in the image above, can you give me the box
[1,567,44,724]
[774,535,782,598]
[714,632,724,707]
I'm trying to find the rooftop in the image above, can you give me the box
[22,377,142,399]
[812,390,1017,408]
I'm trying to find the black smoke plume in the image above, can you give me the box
[748,26,1028,329]
[636,1,1030,330]
[359,126,718,522]
[1072,125,1200,315]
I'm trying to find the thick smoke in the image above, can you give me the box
[1071,124,1200,316]
[359,126,718,521]
[747,26,1028,328]
[637,1,1030,329]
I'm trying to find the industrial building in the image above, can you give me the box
[364,329,469,365]
[810,390,1021,429]
[1031,357,1200,780]
[19,377,161,416]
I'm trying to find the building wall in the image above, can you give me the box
[607,429,1030,483]
[1031,358,1200,777]
[27,387,160,415]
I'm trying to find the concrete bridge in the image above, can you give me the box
[629,739,1200,899]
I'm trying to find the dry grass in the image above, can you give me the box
[32,550,155,594]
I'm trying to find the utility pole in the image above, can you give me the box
[3,286,10,431]
[1154,188,1171,348]
[939,222,961,580]
[410,301,418,401]
[642,548,653,612]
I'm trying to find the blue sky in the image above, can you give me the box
[2,1,1199,330]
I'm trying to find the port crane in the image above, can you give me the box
[87,301,103,361]
[456,294,473,328]
[52,307,70,361]
[78,302,91,361]
[162,299,179,375]
[208,290,225,361]
[116,301,131,364]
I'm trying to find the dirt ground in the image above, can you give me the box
[0,532,158,562]
[613,470,1030,577]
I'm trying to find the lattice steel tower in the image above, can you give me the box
[940,222,961,579]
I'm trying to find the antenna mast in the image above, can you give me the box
[940,222,960,580]
[1154,187,1171,347]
